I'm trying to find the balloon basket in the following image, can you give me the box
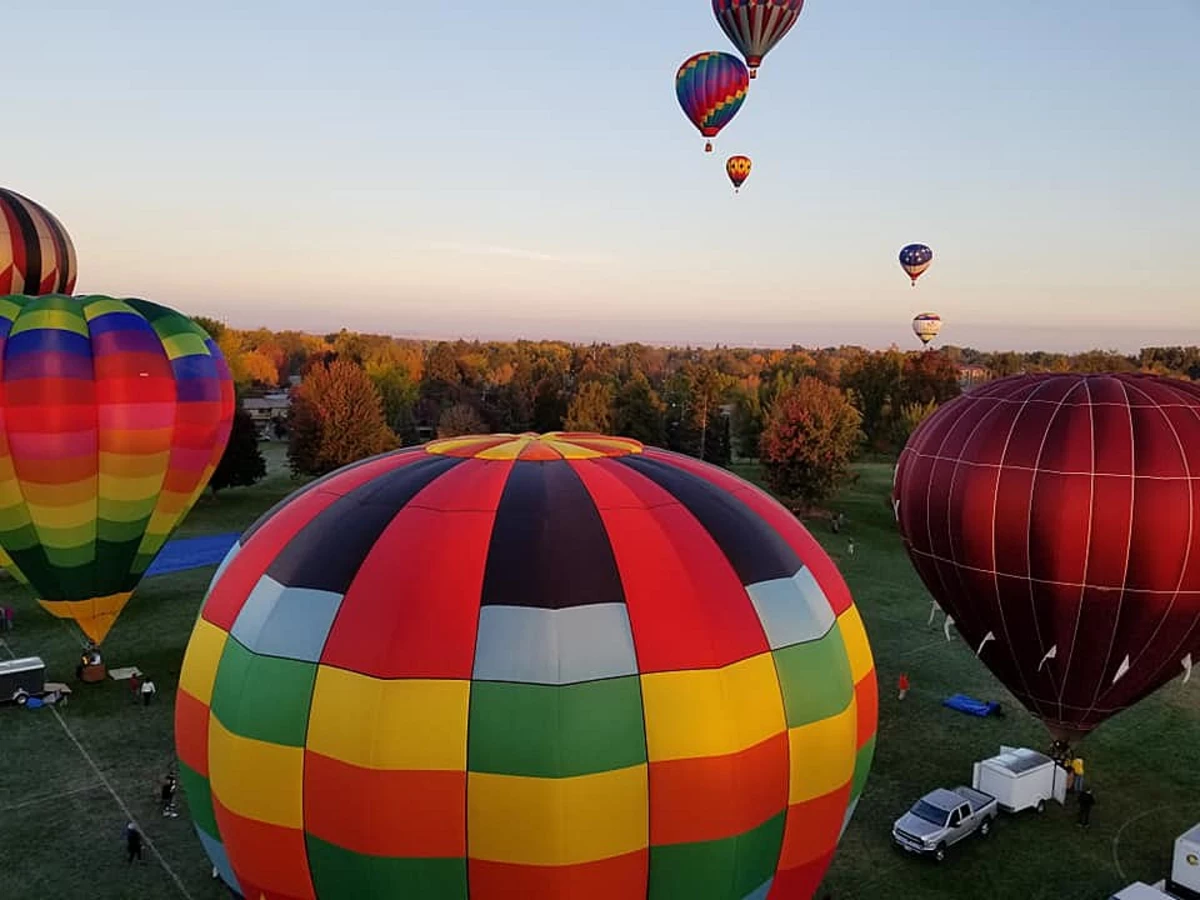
[749,69,758,79]
[705,142,713,153]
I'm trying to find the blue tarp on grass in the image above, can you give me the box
[145,533,240,578]
[943,693,1001,718]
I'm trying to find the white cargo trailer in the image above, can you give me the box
[971,746,1066,814]
[1167,823,1200,899]
[0,656,45,701]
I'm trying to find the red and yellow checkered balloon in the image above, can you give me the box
[176,433,877,899]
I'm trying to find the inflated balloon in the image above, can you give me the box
[894,374,1200,742]
[912,312,942,346]
[727,155,753,192]
[713,0,806,78]
[899,243,933,286]
[676,51,750,152]
[0,295,234,643]
[177,433,877,899]
[1,188,77,295]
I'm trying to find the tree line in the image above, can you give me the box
[197,317,1200,512]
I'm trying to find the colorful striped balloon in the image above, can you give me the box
[676,51,750,152]
[713,0,806,78]
[0,295,234,644]
[0,188,78,296]
[177,433,877,900]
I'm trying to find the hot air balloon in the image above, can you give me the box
[893,373,1200,744]
[1,188,78,296]
[713,0,806,79]
[727,155,753,192]
[912,313,942,346]
[177,433,877,899]
[676,52,750,153]
[0,294,234,644]
[899,243,933,286]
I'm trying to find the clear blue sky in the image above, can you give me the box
[7,1,1198,351]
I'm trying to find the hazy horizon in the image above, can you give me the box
[6,1,1198,352]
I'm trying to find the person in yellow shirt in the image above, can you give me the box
[1071,757,1085,793]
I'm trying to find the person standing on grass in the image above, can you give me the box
[848,538,856,557]
[898,672,910,701]
[1077,789,1095,827]
[141,676,157,706]
[1072,756,1085,793]
[129,671,141,703]
[125,822,143,863]
[161,774,179,817]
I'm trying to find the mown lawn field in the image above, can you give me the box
[1,449,1197,899]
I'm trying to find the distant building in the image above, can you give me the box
[242,391,291,439]
[957,365,991,392]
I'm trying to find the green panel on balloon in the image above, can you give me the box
[468,677,646,779]
[178,760,219,838]
[97,514,152,541]
[648,811,785,900]
[772,628,853,728]
[305,836,468,900]
[99,497,158,524]
[209,638,316,747]
[851,735,876,801]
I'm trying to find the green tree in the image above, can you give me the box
[210,408,267,494]
[564,381,616,433]
[761,377,863,512]
[193,316,227,342]
[893,398,940,448]
[437,402,487,438]
[287,360,397,477]
[368,365,419,438]
[612,372,665,444]
[842,350,904,451]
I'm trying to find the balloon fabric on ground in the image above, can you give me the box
[712,0,806,77]
[0,188,77,296]
[0,294,234,644]
[893,373,1200,742]
[176,432,877,899]
[676,51,750,152]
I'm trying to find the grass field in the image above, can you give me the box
[2,448,1199,899]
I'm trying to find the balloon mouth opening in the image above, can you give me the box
[1046,724,1090,746]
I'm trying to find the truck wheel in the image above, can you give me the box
[979,818,992,837]
[934,843,947,862]
[1036,800,1046,814]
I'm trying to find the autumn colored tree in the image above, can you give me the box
[210,408,267,494]
[438,403,487,438]
[613,372,666,445]
[897,351,961,408]
[761,377,862,512]
[288,360,397,476]
[564,381,616,433]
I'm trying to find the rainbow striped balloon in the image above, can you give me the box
[0,188,77,296]
[0,294,234,643]
[177,433,876,899]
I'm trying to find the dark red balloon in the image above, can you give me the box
[894,373,1200,742]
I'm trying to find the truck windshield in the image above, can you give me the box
[911,800,949,826]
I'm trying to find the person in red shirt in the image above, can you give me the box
[898,673,910,701]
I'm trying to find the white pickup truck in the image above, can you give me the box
[892,786,999,862]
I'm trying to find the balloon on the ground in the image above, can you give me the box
[912,312,942,345]
[713,0,806,78]
[676,52,750,152]
[0,188,77,295]
[177,432,877,899]
[0,295,234,644]
[899,243,933,286]
[893,373,1200,742]
[727,154,753,192]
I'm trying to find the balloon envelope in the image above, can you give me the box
[0,188,77,296]
[894,373,1200,741]
[899,243,933,285]
[0,295,234,643]
[726,155,752,191]
[177,433,877,898]
[712,0,806,76]
[676,52,750,150]
[912,312,942,345]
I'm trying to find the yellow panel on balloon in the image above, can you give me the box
[208,716,304,829]
[837,606,874,683]
[468,765,648,866]
[178,618,229,706]
[786,698,857,805]
[307,666,469,771]
[640,652,785,762]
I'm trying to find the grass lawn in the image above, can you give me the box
[1,449,1197,899]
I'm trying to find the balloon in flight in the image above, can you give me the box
[899,243,933,286]
[726,155,752,192]
[178,432,877,899]
[676,51,750,152]
[893,373,1200,743]
[0,295,234,644]
[912,313,942,346]
[1,187,77,296]
[712,0,806,79]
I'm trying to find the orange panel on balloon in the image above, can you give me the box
[776,784,852,870]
